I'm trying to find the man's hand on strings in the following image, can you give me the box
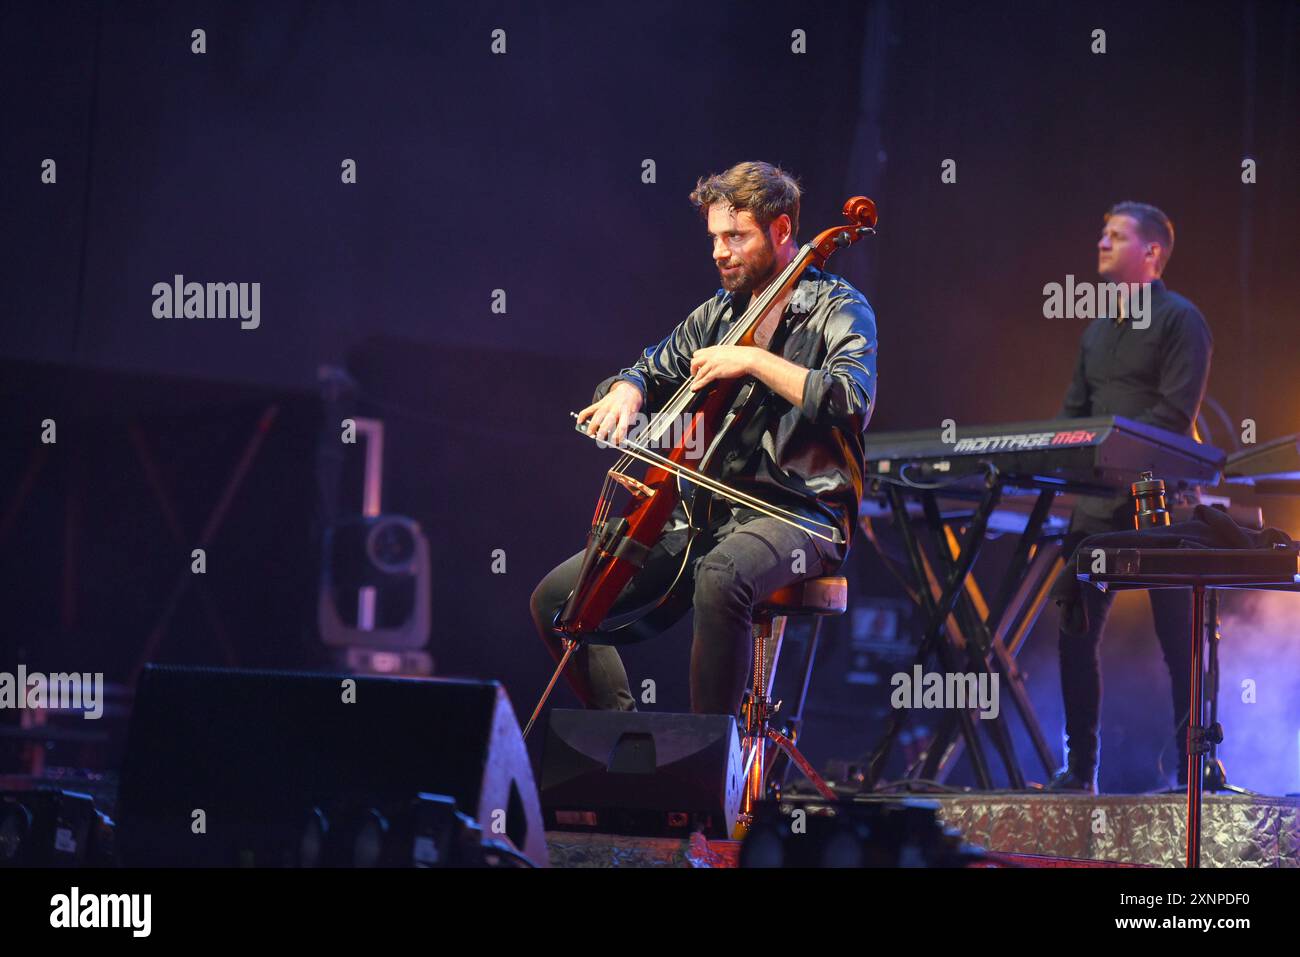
[577,380,644,447]
[689,345,759,390]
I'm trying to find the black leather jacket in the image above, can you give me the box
[593,265,878,571]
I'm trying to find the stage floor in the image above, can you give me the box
[929,790,1300,868]
[8,771,1295,867]
[547,791,1300,868]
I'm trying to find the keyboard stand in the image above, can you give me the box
[860,468,1060,790]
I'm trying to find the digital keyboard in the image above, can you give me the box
[863,415,1225,495]
[1224,433,1300,494]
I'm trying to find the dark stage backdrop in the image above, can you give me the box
[3,0,1298,792]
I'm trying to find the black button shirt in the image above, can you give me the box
[1060,279,1212,435]
[1060,279,1212,523]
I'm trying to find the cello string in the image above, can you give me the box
[607,443,842,545]
[588,430,844,544]
[591,243,819,535]
[601,223,872,466]
[641,244,811,446]
[628,242,810,449]
[571,218,873,627]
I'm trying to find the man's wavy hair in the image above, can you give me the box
[690,161,802,241]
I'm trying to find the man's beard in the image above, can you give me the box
[719,241,776,294]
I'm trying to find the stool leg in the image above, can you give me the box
[737,612,840,839]
[739,616,775,826]
[759,616,787,790]
[763,616,786,699]
[772,617,824,789]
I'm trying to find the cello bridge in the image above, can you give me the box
[608,470,655,500]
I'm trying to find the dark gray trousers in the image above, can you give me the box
[530,513,837,716]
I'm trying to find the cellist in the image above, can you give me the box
[529,161,878,716]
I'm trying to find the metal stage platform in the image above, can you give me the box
[546,791,1300,868]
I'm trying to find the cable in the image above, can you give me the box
[865,461,996,493]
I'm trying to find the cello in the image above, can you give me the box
[524,196,877,737]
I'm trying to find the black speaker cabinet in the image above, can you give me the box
[540,710,743,838]
[117,665,547,867]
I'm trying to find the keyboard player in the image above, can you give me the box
[1049,202,1213,793]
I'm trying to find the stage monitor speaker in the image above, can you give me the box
[116,665,546,867]
[540,709,742,839]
